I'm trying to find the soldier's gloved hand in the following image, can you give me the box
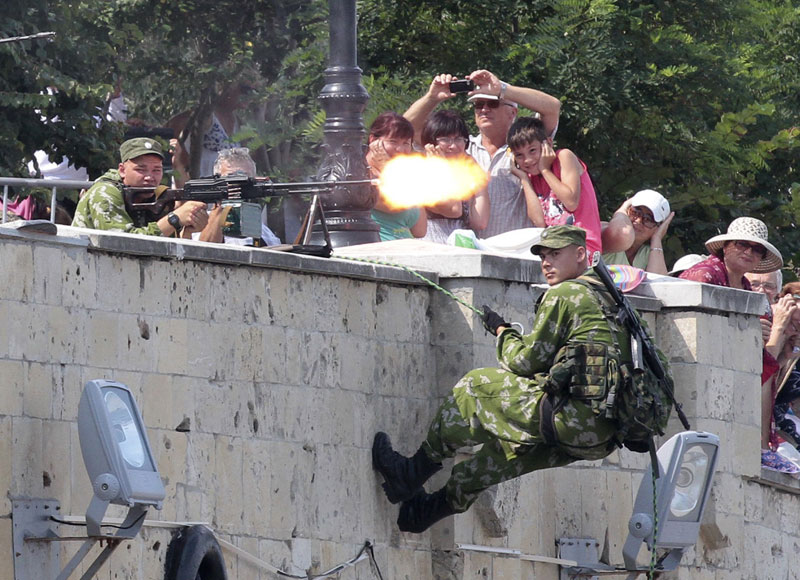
[480,305,509,336]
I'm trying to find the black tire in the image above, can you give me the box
[164,525,228,580]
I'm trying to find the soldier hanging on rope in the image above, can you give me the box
[373,225,675,533]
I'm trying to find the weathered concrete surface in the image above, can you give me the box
[0,226,796,580]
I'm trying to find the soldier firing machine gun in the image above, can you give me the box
[123,175,376,254]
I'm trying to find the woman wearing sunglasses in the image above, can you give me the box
[602,189,674,275]
[679,216,782,289]
[679,217,785,469]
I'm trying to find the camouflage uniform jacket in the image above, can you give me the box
[453,272,628,461]
[72,170,162,236]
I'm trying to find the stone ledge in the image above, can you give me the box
[45,226,433,286]
[634,276,767,316]
[746,470,800,494]
[334,238,545,284]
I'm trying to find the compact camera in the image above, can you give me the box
[449,79,475,93]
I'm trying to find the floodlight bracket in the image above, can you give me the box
[12,497,149,580]
[557,537,671,579]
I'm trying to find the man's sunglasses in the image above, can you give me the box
[472,100,515,110]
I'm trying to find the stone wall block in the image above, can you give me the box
[1,243,33,301]
[0,417,11,514]
[311,444,362,541]
[337,336,378,394]
[183,319,222,379]
[263,270,291,327]
[213,434,244,533]
[604,469,636,563]
[152,430,188,522]
[193,379,241,435]
[336,278,377,338]
[153,317,188,375]
[116,313,157,373]
[372,341,436,399]
[658,314,698,364]
[267,440,317,538]
[169,261,211,320]
[31,245,65,305]
[701,511,742,571]
[743,522,787,580]
[232,325,265,382]
[85,310,120,369]
[93,254,140,313]
[241,438,272,536]
[69,423,94,519]
[60,249,96,309]
[138,374,173,430]
[731,421,760,478]
[23,362,56,419]
[430,287,473,347]
[285,330,341,389]
[136,259,174,316]
[375,285,419,342]
[262,324,289,384]
[40,419,71,511]
[0,359,24,416]
[0,518,13,580]
[11,417,43,498]
[8,303,53,362]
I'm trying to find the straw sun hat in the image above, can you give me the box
[704,217,783,273]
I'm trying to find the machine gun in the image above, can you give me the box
[592,255,691,433]
[123,175,376,256]
[123,175,376,227]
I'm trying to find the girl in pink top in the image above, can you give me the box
[508,117,602,258]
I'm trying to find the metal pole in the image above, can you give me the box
[313,0,379,247]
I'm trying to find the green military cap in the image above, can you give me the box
[531,225,586,255]
[119,137,164,162]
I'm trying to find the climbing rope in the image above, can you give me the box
[337,254,485,316]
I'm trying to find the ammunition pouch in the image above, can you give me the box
[540,341,623,448]
[545,342,621,412]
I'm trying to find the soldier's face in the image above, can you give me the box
[119,155,163,188]
[539,244,587,285]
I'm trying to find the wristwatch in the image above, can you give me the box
[499,81,508,100]
[167,212,182,231]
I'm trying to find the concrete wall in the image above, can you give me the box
[1,226,798,580]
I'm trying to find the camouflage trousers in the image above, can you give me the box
[422,395,577,512]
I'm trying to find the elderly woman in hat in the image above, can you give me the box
[680,217,789,467]
[602,189,675,274]
[678,216,782,289]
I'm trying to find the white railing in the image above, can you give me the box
[0,177,93,223]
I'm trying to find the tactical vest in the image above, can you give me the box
[539,277,673,453]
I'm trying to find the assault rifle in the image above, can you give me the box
[592,255,691,432]
[123,175,376,227]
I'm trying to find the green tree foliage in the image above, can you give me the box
[2,0,798,267]
[356,0,800,266]
[1,0,125,177]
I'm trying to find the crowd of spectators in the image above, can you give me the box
[5,67,800,473]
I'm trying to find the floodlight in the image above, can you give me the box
[622,431,720,572]
[78,379,165,537]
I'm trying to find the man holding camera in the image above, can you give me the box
[404,70,561,238]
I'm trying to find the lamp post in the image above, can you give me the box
[313,0,380,247]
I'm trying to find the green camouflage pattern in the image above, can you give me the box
[422,274,627,512]
[71,170,162,236]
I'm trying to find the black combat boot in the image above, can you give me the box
[372,432,442,504]
[397,487,456,533]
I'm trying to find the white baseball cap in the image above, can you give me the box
[628,189,671,223]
